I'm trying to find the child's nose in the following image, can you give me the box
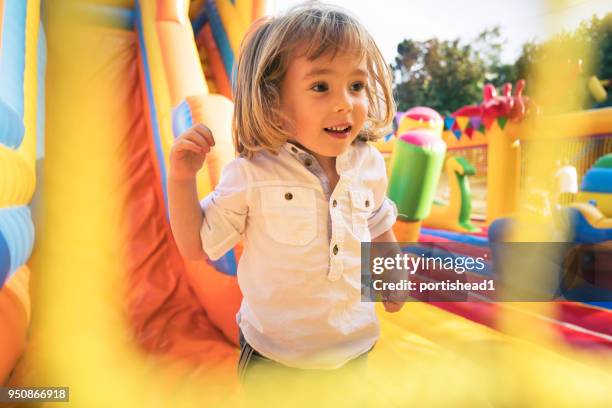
[333,90,353,113]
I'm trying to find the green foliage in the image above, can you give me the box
[516,13,612,109]
[392,27,518,115]
[392,13,612,114]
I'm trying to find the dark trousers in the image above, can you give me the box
[237,330,372,404]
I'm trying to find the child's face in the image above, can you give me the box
[279,49,369,159]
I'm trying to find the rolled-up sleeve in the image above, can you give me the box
[200,159,248,260]
[367,147,398,239]
[368,197,398,239]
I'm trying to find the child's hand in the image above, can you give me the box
[383,301,404,313]
[169,123,215,181]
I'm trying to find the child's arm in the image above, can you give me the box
[168,124,215,261]
[372,228,405,313]
[365,145,403,311]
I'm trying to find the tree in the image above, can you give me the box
[392,27,517,115]
[515,13,612,110]
[392,14,612,114]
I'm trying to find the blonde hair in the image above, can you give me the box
[232,2,396,158]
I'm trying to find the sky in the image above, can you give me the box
[273,0,611,64]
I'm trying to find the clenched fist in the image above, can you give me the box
[383,300,404,313]
[169,123,215,182]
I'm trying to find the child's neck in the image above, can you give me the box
[312,153,340,192]
[289,141,340,192]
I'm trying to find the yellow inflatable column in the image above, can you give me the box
[486,121,521,223]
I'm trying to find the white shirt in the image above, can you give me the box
[199,141,397,369]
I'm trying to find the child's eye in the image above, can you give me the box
[351,81,366,92]
[311,82,328,92]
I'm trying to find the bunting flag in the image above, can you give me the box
[456,116,469,131]
[425,113,511,138]
[482,115,495,130]
[444,116,455,131]
[470,116,482,130]
[451,122,462,140]
[465,127,474,139]
[452,128,462,140]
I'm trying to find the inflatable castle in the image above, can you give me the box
[1,1,610,406]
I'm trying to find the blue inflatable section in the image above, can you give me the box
[0,232,11,287]
[205,0,234,80]
[488,217,512,243]
[191,5,208,36]
[0,0,27,148]
[0,207,35,281]
[581,168,612,194]
[561,282,612,303]
[211,250,237,276]
[566,207,612,244]
[587,302,612,310]
[0,99,24,149]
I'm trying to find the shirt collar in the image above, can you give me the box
[283,142,316,168]
[283,141,355,172]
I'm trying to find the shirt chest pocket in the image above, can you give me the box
[259,186,317,246]
[349,189,373,241]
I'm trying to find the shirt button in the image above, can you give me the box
[305,158,312,166]
[285,192,293,200]
[332,244,338,255]
[365,199,370,207]
[332,200,337,207]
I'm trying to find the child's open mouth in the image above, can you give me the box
[323,125,352,139]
